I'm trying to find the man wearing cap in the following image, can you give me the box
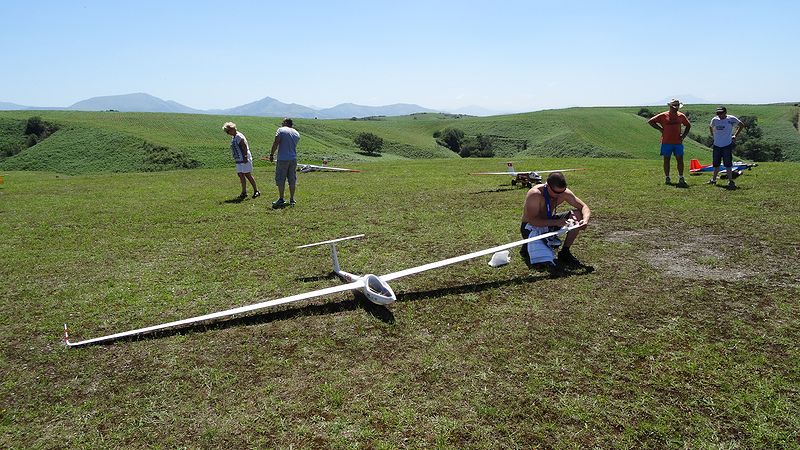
[648,99,692,186]
[708,106,745,189]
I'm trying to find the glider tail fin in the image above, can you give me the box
[690,159,702,171]
[296,234,365,280]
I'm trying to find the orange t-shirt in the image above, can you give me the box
[649,111,690,144]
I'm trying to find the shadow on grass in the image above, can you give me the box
[77,292,393,347]
[296,273,339,283]
[470,186,519,194]
[221,195,246,204]
[397,264,595,302]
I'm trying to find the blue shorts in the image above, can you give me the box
[660,143,684,157]
[712,144,734,168]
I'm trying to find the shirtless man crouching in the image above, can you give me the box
[520,172,591,270]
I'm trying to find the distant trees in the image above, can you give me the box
[733,116,783,161]
[24,116,58,146]
[433,127,494,157]
[458,134,495,157]
[689,114,783,162]
[1,116,59,157]
[637,108,655,119]
[353,132,383,155]
[433,127,465,153]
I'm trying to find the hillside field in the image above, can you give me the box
[1,157,798,447]
[1,103,798,175]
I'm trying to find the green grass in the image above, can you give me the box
[1,157,798,448]
[1,103,798,175]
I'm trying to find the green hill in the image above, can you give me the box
[1,103,798,174]
[1,158,798,447]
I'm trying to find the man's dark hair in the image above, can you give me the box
[283,118,293,127]
[546,172,567,189]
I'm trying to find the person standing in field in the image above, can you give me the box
[223,122,259,200]
[708,106,745,189]
[648,99,692,187]
[520,172,591,272]
[268,118,300,208]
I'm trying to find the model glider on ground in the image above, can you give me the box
[64,225,579,347]
[689,159,757,178]
[472,162,584,188]
[299,158,360,173]
[258,157,360,172]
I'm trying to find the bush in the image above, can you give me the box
[434,127,465,153]
[637,108,655,119]
[459,134,495,158]
[24,116,58,146]
[353,132,384,155]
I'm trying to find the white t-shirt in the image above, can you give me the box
[710,115,742,147]
[230,132,251,163]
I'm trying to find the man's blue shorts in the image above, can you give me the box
[660,143,684,157]
[712,143,734,168]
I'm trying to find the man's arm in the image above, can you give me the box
[565,192,591,227]
[681,123,691,141]
[647,115,663,132]
[269,135,280,161]
[733,120,745,140]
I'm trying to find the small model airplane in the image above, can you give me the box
[298,158,360,173]
[259,157,360,172]
[472,162,583,188]
[689,159,757,178]
[63,224,579,347]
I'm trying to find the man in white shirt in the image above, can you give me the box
[708,106,745,189]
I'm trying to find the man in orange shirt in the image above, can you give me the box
[648,99,692,186]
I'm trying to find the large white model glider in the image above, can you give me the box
[472,162,584,188]
[64,225,578,347]
[259,157,360,172]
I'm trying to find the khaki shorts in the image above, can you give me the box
[275,160,297,186]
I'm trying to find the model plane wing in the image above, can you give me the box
[66,280,364,347]
[299,164,360,173]
[380,224,578,282]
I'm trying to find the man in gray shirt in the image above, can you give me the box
[268,118,301,208]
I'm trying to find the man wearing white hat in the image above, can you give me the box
[648,99,692,186]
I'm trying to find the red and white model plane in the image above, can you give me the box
[689,159,757,178]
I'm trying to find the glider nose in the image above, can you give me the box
[362,274,396,305]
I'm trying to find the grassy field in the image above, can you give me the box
[1,103,798,174]
[1,157,798,448]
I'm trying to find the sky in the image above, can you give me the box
[1,0,798,114]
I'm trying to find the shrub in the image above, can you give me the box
[459,134,495,158]
[353,132,384,155]
[434,127,465,153]
[637,108,655,119]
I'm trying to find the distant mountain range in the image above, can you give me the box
[0,92,446,118]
